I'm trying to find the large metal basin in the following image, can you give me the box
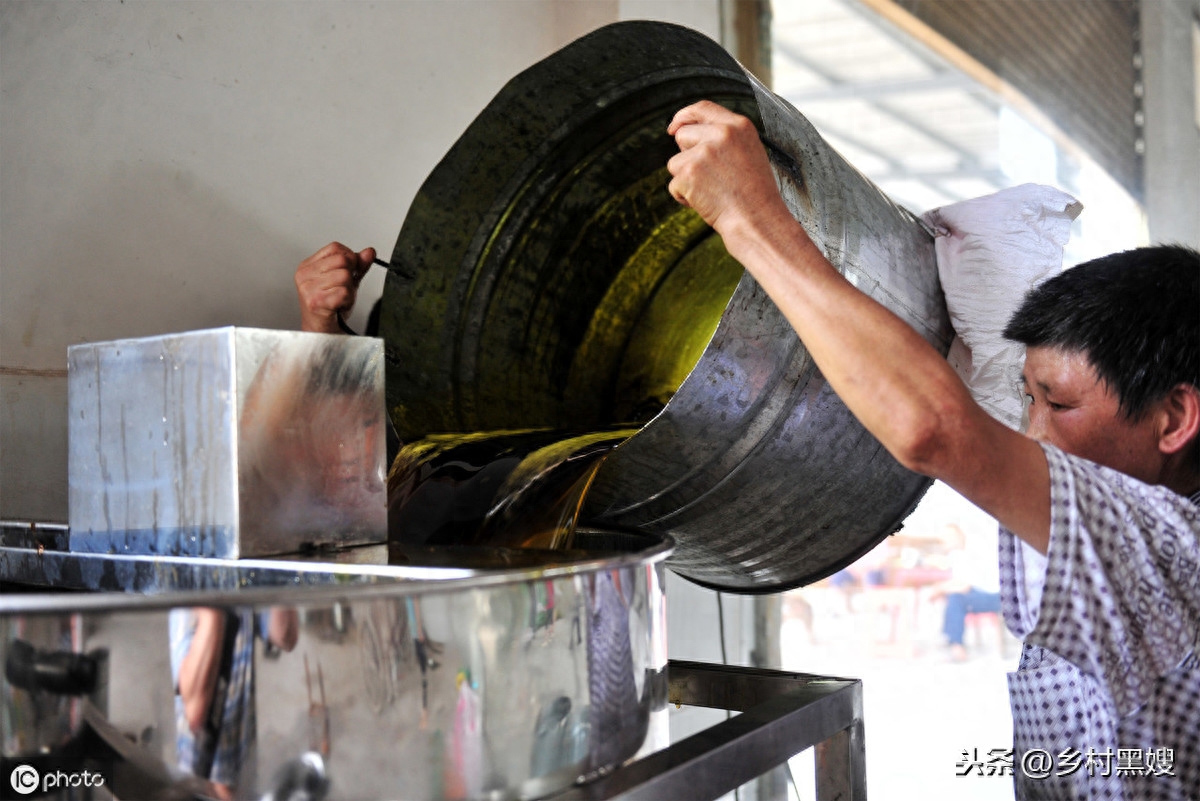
[380,21,952,592]
[0,530,671,801]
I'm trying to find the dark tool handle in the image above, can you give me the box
[372,257,415,280]
[5,638,99,696]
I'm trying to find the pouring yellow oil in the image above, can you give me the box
[386,427,636,566]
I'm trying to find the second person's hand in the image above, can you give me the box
[294,242,376,334]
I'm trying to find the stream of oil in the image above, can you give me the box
[385,427,638,567]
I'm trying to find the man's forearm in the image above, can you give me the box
[715,206,1050,553]
[717,208,976,475]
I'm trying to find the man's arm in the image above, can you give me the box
[176,608,225,733]
[667,101,1051,553]
[294,242,377,333]
[266,608,299,652]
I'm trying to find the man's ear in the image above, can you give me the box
[1158,383,1200,456]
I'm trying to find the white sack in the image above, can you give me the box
[922,184,1082,430]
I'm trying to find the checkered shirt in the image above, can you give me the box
[169,609,262,789]
[999,442,1200,800]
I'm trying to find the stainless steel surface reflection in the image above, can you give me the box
[0,532,671,801]
[67,328,387,559]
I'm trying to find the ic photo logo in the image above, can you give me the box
[8,764,105,796]
[9,765,38,796]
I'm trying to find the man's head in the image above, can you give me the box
[1003,244,1200,491]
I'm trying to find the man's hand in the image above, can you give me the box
[294,242,376,333]
[666,101,789,237]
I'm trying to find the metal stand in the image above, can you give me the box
[555,660,866,801]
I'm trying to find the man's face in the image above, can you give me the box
[1022,346,1165,484]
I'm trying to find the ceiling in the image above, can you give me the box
[771,0,1045,214]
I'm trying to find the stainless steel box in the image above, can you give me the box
[68,327,387,558]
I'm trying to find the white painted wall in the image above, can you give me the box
[0,0,720,523]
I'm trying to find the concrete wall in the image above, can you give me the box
[0,0,721,523]
[1140,0,1200,247]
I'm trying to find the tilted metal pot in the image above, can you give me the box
[380,21,951,592]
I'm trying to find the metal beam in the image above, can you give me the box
[777,71,978,103]
[867,166,1007,186]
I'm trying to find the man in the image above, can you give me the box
[171,608,298,800]
[666,100,1198,799]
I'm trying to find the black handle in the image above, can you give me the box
[5,638,100,696]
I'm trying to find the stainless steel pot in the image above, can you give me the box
[379,21,951,592]
[0,530,671,801]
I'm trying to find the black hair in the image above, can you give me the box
[303,336,383,401]
[1003,244,1200,421]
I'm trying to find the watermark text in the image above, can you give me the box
[9,765,106,795]
[956,747,1176,779]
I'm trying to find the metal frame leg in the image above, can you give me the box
[554,660,866,800]
[815,719,867,801]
